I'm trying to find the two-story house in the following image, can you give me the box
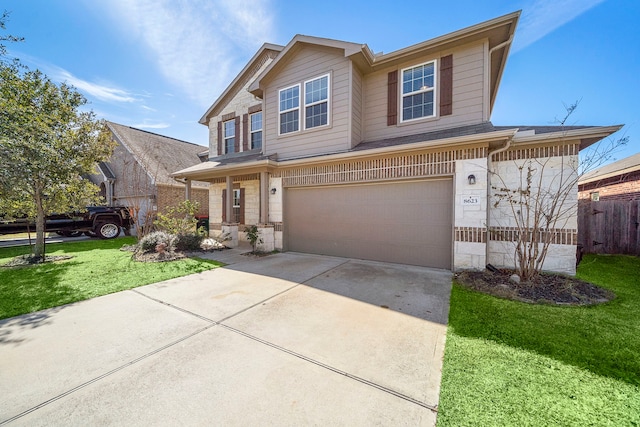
[173,11,621,274]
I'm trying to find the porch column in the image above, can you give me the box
[260,171,269,224]
[225,175,233,223]
[184,179,192,201]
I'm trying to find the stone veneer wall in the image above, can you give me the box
[487,144,579,275]
[453,158,488,270]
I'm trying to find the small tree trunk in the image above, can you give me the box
[34,185,46,260]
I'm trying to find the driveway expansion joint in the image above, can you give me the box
[0,324,216,426]
[219,323,438,413]
[130,289,217,324]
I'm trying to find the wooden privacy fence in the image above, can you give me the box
[578,200,640,255]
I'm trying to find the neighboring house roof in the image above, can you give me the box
[248,11,520,114]
[106,122,208,188]
[579,152,640,185]
[199,43,284,125]
[97,162,116,180]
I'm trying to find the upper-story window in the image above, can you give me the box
[250,112,262,149]
[401,61,436,122]
[279,85,300,134]
[304,74,329,129]
[223,120,235,153]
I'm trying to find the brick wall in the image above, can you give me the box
[156,184,209,216]
[578,170,640,201]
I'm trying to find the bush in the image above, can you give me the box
[138,231,176,253]
[154,200,200,235]
[175,233,204,252]
[244,225,263,253]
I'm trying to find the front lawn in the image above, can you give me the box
[438,254,640,426]
[0,237,221,320]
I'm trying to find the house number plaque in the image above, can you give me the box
[462,195,480,205]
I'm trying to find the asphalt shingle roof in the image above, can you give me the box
[107,122,208,187]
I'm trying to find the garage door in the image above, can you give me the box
[285,178,452,269]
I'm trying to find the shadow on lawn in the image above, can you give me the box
[0,260,79,346]
[449,254,640,387]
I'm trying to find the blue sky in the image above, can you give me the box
[3,0,638,161]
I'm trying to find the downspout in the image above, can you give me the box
[485,132,516,266]
[483,33,515,267]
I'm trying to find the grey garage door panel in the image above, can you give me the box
[285,179,453,269]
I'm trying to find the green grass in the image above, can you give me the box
[0,237,221,320]
[438,254,640,426]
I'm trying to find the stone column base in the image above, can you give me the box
[221,223,239,248]
[256,224,275,253]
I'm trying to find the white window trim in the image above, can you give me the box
[250,111,262,149]
[278,83,301,136]
[303,73,330,131]
[399,60,437,123]
[223,119,235,154]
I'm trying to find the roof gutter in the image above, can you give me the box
[488,33,514,55]
[278,129,519,167]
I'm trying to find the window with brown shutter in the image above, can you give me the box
[222,188,245,224]
[440,54,453,116]
[217,121,222,156]
[234,116,240,153]
[242,114,249,152]
[387,70,398,126]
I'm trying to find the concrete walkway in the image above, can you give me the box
[0,249,452,426]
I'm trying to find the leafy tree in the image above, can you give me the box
[0,65,114,260]
[0,10,23,58]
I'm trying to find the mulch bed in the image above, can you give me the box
[2,254,74,267]
[455,269,615,306]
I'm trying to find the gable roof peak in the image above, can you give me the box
[199,43,284,125]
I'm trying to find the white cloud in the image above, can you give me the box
[100,0,275,107]
[131,121,170,129]
[513,0,606,52]
[55,69,139,103]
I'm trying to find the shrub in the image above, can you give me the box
[244,225,263,253]
[154,200,200,235]
[175,233,204,252]
[138,231,176,253]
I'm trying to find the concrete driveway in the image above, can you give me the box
[0,251,452,426]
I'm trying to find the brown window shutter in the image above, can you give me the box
[387,70,398,126]
[242,113,249,151]
[217,121,223,156]
[234,116,240,153]
[239,188,245,224]
[221,189,227,222]
[440,55,453,116]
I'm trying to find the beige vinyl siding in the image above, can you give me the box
[350,64,363,147]
[362,42,486,142]
[263,45,351,160]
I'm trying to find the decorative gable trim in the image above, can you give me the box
[278,146,487,186]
